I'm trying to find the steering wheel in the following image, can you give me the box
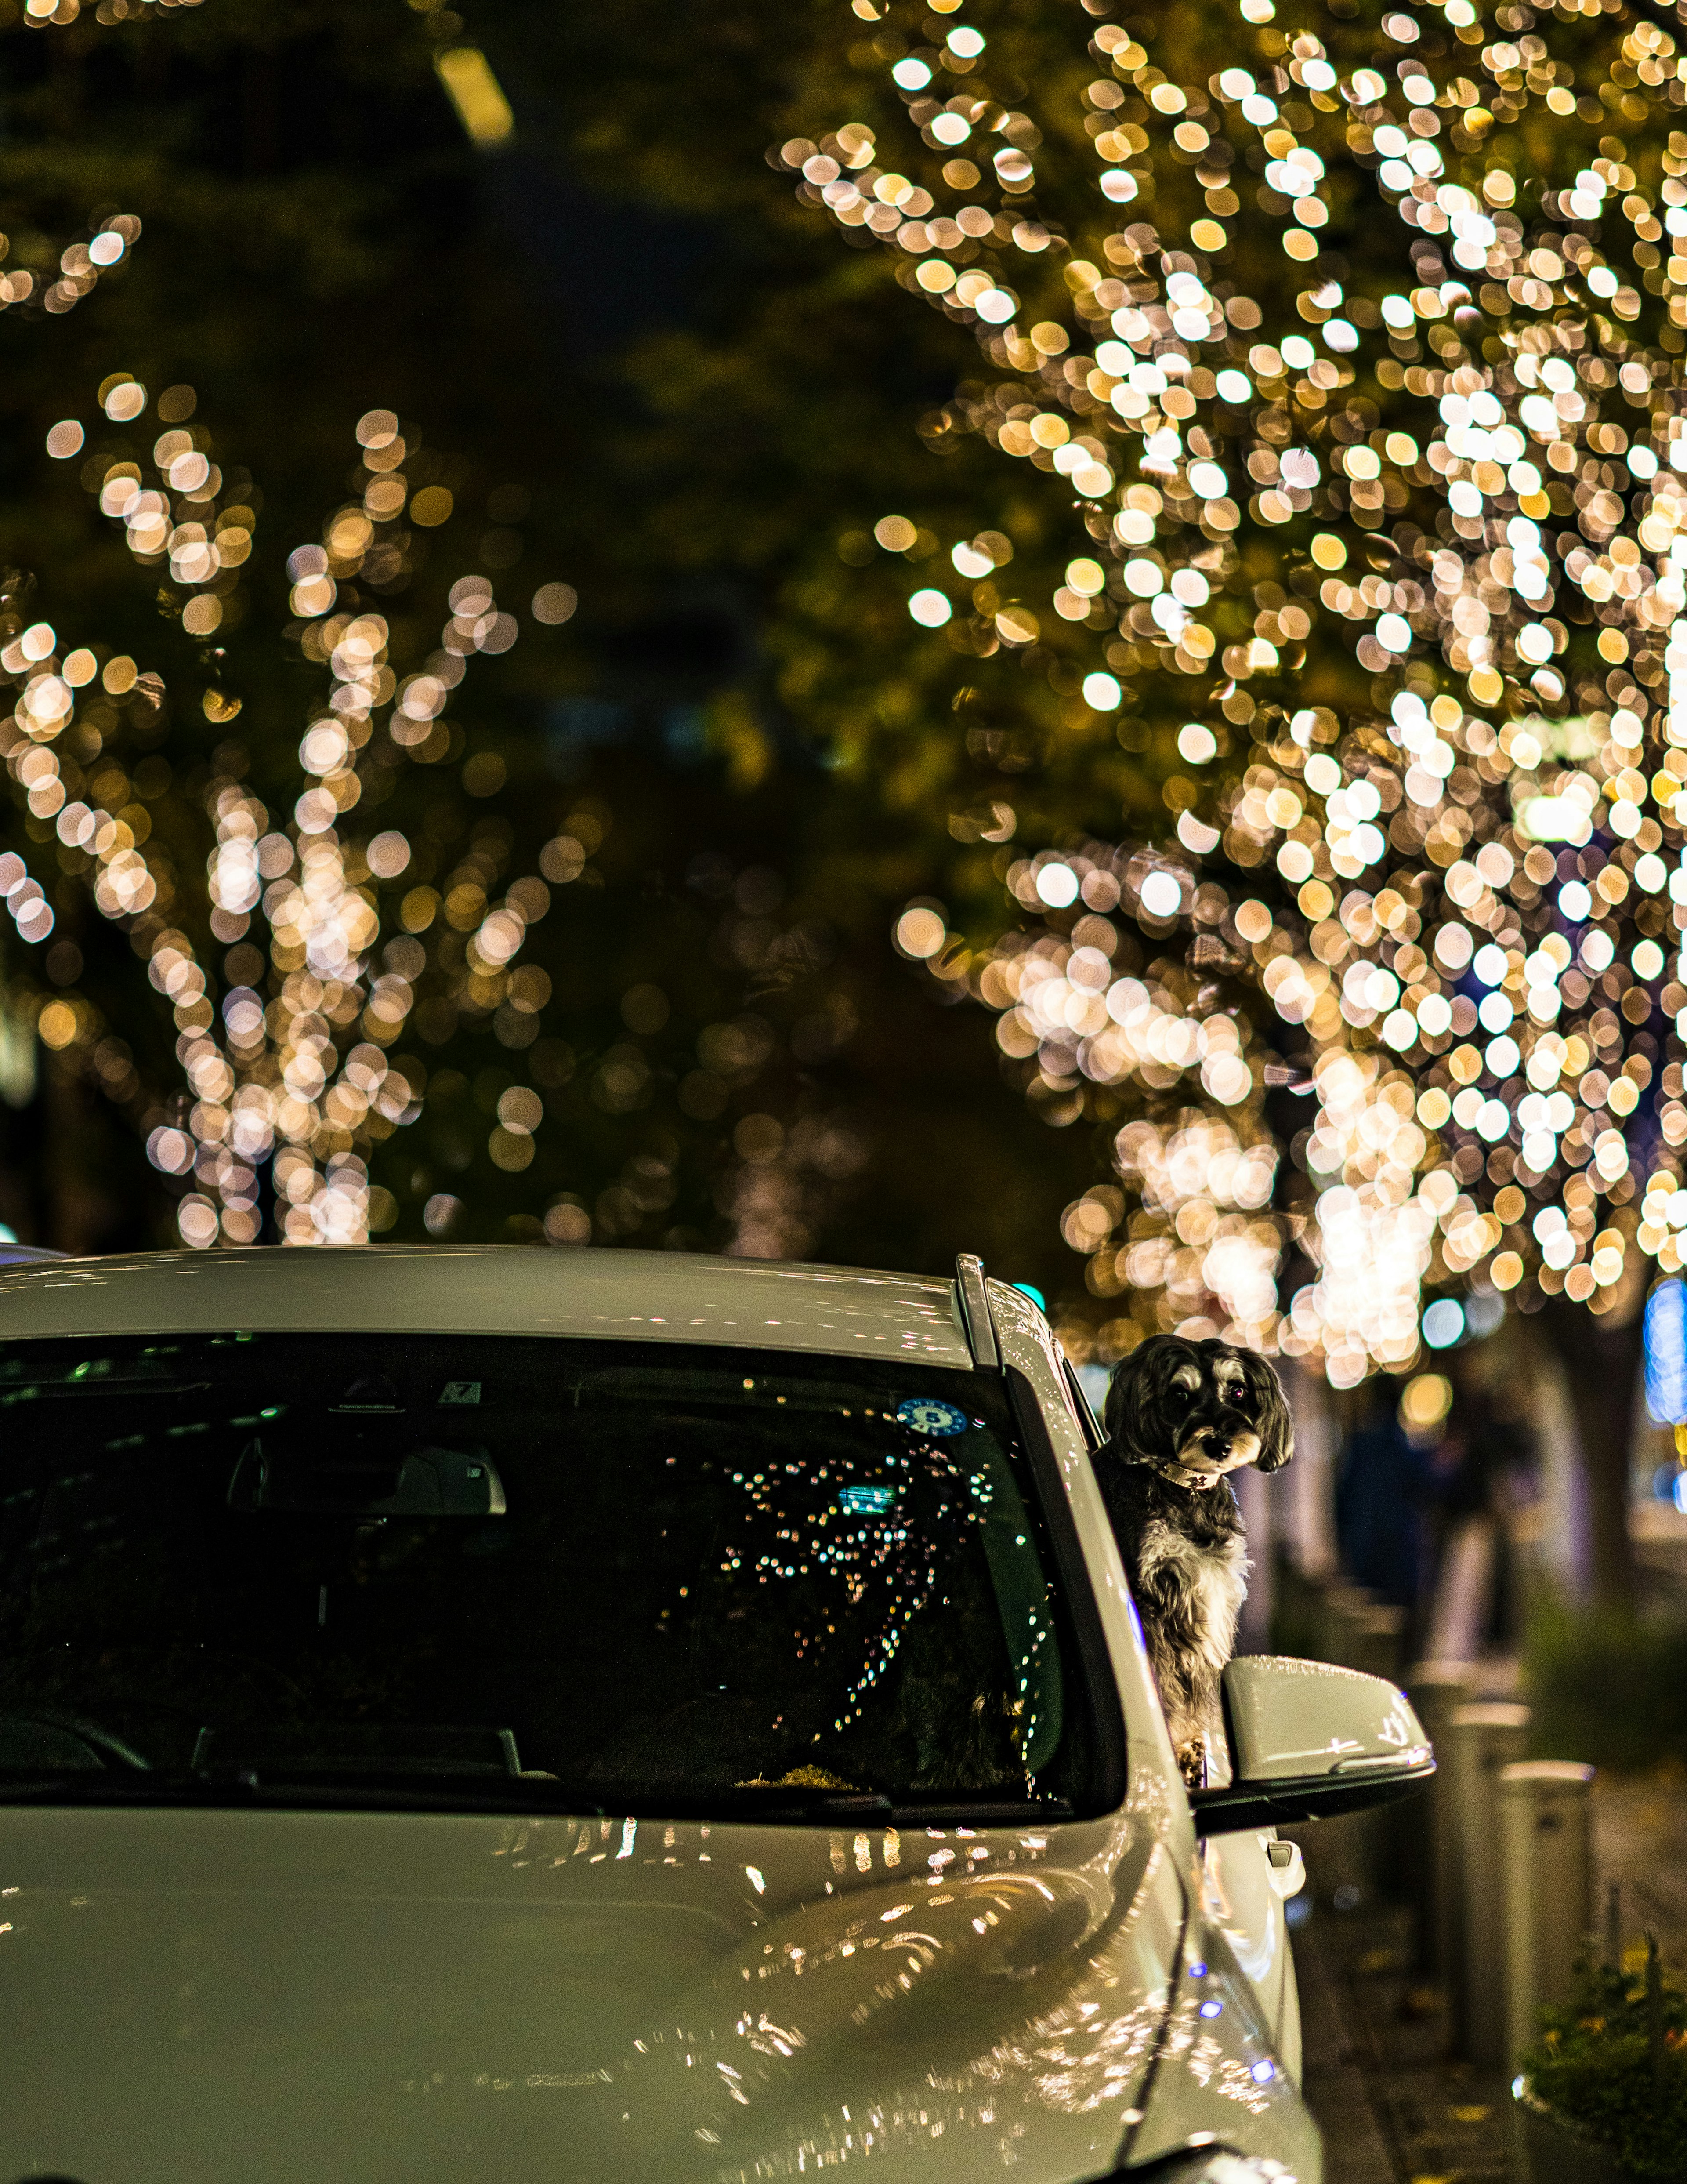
[0,1709,151,1772]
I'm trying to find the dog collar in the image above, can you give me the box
[1147,1453,1223,1492]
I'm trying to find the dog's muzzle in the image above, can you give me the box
[1156,1416,1262,1492]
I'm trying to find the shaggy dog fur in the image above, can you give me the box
[1095,1335,1293,1787]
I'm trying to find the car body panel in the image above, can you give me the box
[0,1248,1323,2180]
[0,1245,974,1363]
[1195,1833,1302,2088]
[0,1805,1193,2184]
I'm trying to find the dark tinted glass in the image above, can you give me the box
[0,1334,1097,1813]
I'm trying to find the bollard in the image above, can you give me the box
[1346,1602,1408,1683]
[1317,1583,1401,1676]
[1311,1580,1365,1669]
[1446,1701,1532,2065]
[1499,1761,1595,2067]
[1405,1660,1473,1981]
[1299,1586,1408,1904]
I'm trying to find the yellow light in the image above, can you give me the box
[36,1001,77,1051]
[435,48,514,149]
[1401,1372,1452,1431]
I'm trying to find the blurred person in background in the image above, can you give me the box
[1336,1371,1435,1622]
[1419,1353,1537,1664]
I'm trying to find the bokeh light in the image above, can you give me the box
[831,0,1687,1377]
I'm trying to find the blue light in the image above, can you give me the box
[1011,1284,1046,1310]
[1198,1999,1223,2018]
[1645,1279,1687,1425]
[1187,1962,1207,1977]
[1250,2060,1274,2084]
[1423,1299,1465,1350]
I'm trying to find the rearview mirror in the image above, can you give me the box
[228,1435,507,1517]
[1190,1655,1434,1836]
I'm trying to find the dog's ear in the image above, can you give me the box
[1103,1336,1175,1462]
[1242,1350,1294,1472]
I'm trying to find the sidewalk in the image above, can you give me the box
[1292,1895,1510,2184]
[1291,1767,1687,2181]
[1291,1907,1397,2184]
[1293,1898,1511,2183]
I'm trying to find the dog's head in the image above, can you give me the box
[1104,1335,1292,1487]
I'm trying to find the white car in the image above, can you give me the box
[0,1246,1431,2184]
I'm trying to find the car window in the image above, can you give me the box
[0,1333,1107,1816]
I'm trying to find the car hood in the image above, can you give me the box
[0,1801,1192,2184]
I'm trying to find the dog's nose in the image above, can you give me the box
[1181,1417,1257,1469]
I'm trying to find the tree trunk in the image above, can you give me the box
[1538,1297,1643,1613]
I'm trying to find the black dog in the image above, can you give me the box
[1097,1335,1293,1787]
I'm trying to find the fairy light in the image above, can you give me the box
[0,370,582,1250]
[26,0,1687,1321]
[804,0,1687,1375]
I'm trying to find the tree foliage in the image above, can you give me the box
[749,0,1687,1392]
[0,0,1095,1289]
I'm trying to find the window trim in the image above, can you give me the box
[1006,1364,1129,1817]
[1062,1357,1106,1451]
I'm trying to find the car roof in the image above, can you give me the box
[0,1246,978,1368]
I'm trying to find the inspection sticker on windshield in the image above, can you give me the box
[894,1397,969,1438]
[438,1381,481,1405]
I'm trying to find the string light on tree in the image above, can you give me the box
[792,0,1687,1373]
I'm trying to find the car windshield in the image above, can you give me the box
[0,1332,1102,1816]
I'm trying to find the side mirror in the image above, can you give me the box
[1189,1654,1434,1836]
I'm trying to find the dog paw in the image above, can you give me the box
[1176,1738,1208,1791]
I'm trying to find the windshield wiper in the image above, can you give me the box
[0,1770,1073,1823]
[0,1770,549,1813]
[0,1770,202,1805]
